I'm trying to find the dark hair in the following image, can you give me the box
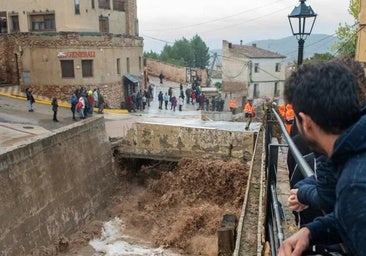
[284,61,360,134]
[330,57,366,105]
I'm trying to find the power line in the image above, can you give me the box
[142,34,174,45]
[143,0,290,32]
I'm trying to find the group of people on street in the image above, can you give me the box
[157,90,182,112]
[277,58,366,256]
[24,86,105,122]
[127,87,152,112]
[70,87,105,120]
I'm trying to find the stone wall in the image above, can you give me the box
[29,81,123,108]
[0,35,19,84]
[126,0,138,36]
[0,118,117,256]
[146,58,208,85]
[115,122,254,162]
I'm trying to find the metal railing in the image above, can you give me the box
[264,108,314,256]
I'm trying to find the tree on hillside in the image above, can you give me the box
[160,45,184,66]
[144,50,159,60]
[191,34,210,69]
[333,0,359,57]
[143,35,210,69]
[304,52,334,63]
[171,38,195,67]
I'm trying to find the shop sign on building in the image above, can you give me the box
[57,51,96,58]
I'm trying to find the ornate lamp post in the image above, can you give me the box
[288,0,317,66]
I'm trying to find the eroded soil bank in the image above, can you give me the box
[60,157,249,256]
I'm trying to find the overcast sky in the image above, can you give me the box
[137,0,355,53]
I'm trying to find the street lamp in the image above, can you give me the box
[288,0,317,66]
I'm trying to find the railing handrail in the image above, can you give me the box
[264,108,316,256]
[271,108,314,178]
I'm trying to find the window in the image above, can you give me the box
[10,14,19,32]
[30,13,55,31]
[98,0,111,9]
[61,60,75,78]
[254,63,259,73]
[0,14,7,33]
[116,58,121,74]
[274,82,280,97]
[139,56,142,70]
[113,0,125,11]
[126,57,130,73]
[275,63,281,72]
[91,0,95,9]
[82,60,93,77]
[99,16,109,33]
[253,84,259,98]
[75,0,80,14]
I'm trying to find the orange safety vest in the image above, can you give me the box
[244,102,255,116]
[229,99,237,108]
[285,104,295,133]
[278,104,286,119]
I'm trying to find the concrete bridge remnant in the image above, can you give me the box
[112,122,255,162]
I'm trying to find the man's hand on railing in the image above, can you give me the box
[288,189,309,212]
[278,227,311,256]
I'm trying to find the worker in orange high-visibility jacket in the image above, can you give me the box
[244,98,255,130]
[278,103,286,119]
[229,99,237,114]
[285,104,295,133]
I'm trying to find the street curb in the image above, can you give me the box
[0,91,129,114]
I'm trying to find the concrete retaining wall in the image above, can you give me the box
[115,122,254,161]
[0,118,117,255]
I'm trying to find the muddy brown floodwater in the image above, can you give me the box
[61,157,250,256]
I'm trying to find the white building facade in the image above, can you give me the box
[222,40,286,109]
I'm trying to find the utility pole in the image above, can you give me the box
[356,0,366,66]
[206,52,218,86]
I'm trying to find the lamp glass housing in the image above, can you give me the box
[288,0,317,40]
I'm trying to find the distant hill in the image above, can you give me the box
[209,34,338,67]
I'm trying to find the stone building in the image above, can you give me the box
[222,40,286,109]
[0,0,143,108]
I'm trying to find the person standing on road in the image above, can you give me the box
[159,72,164,84]
[185,86,191,104]
[163,92,169,110]
[158,91,164,110]
[51,97,59,122]
[69,93,78,121]
[87,93,95,116]
[178,96,184,111]
[229,98,237,114]
[93,88,99,110]
[244,98,255,130]
[25,88,35,112]
[171,95,177,112]
[98,94,105,114]
[77,97,85,119]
